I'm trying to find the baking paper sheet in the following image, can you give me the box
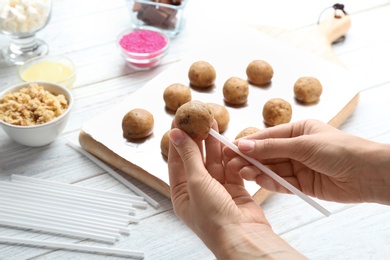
[82,30,360,195]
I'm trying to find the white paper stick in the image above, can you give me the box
[0,182,135,214]
[0,213,121,241]
[0,237,144,259]
[0,203,130,234]
[11,174,144,202]
[0,196,135,225]
[67,140,160,209]
[0,206,122,236]
[8,179,144,209]
[0,186,133,216]
[0,218,116,244]
[209,129,331,217]
[0,192,134,224]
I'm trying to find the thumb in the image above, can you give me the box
[169,128,207,179]
[237,137,302,161]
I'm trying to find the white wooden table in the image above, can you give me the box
[1,0,390,259]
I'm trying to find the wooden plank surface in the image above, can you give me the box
[0,0,390,259]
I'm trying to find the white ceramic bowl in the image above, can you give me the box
[0,81,73,147]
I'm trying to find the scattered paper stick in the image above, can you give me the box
[0,182,135,215]
[11,174,144,202]
[8,179,144,210]
[0,207,122,236]
[0,192,133,224]
[209,129,331,217]
[0,187,133,216]
[0,236,144,259]
[0,195,135,225]
[0,203,130,234]
[0,218,117,244]
[67,140,160,209]
[0,212,121,240]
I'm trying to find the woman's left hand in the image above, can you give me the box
[168,121,304,259]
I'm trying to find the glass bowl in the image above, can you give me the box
[18,55,76,89]
[125,0,188,37]
[0,81,73,147]
[0,0,53,65]
[117,29,169,70]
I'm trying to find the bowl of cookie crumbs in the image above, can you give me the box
[0,82,73,147]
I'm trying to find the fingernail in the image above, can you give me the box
[169,129,185,146]
[238,139,255,152]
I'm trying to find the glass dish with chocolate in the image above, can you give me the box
[125,0,187,37]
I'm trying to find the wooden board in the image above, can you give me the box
[79,14,359,204]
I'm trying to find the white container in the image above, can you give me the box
[0,81,73,147]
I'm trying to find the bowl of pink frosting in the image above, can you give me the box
[117,29,169,70]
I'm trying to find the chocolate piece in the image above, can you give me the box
[170,0,182,5]
[162,16,176,29]
[132,0,182,29]
[132,2,143,11]
[141,5,169,26]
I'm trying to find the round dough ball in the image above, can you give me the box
[235,127,261,140]
[188,61,216,88]
[293,77,323,103]
[160,130,170,158]
[262,98,292,126]
[223,76,249,105]
[163,83,192,111]
[246,60,274,85]
[122,108,154,139]
[174,100,214,142]
[206,103,230,133]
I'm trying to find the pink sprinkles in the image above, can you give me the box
[119,30,167,54]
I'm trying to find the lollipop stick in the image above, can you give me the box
[209,129,331,217]
[67,140,160,209]
[0,236,144,258]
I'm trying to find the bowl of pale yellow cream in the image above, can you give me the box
[18,55,76,89]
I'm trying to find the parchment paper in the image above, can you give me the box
[82,31,360,195]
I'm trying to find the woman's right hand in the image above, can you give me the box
[223,119,390,205]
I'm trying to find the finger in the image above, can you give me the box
[224,156,247,187]
[255,174,300,194]
[233,123,296,145]
[167,129,188,193]
[171,119,205,163]
[169,128,208,183]
[240,165,262,181]
[237,137,304,161]
[228,154,301,193]
[240,160,295,181]
[205,120,225,183]
[222,145,238,159]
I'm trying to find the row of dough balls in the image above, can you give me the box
[120,94,227,141]
[120,90,228,142]
[120,98,289,154]
[188,60,323,105]
[188,60,274,89]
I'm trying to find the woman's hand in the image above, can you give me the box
[224,119,390,204]
[168,121,305,259]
